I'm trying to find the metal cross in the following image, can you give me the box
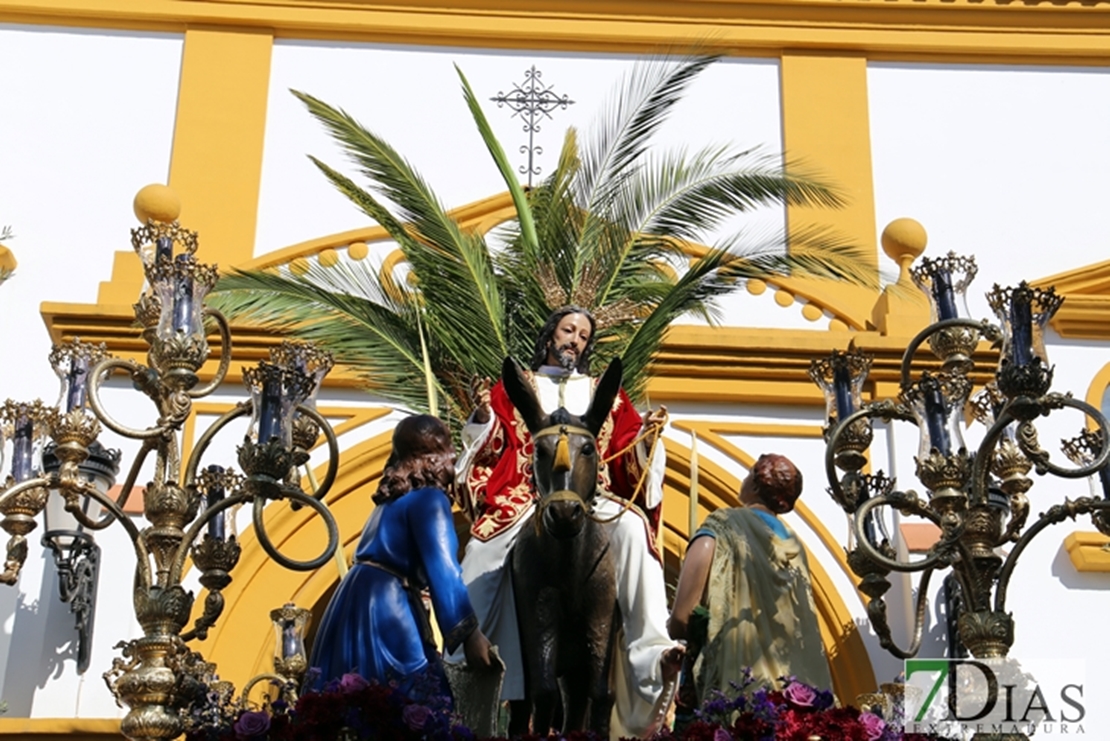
[490,66,575,187]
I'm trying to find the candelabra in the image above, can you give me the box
[810,247,1110,665]
[0,185,341,741]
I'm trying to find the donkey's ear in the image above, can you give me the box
[502,356,544,434]
[584,357,623,436]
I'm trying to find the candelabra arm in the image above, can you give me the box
[873,564,936,660]
[969,405,1019,507]
[1020,397,1110,480]
[825,404,914,508]
[994,497,1110,614]
[187,309,232,399]
[183,403,252,488]
[296,403,339,501]
[87,357,175,441]
[0,475,51,511]
[899,318,996,388]
[853,494,949,574]
[250,486,338,572]
[167,491,251,586]
[239,672,299,709]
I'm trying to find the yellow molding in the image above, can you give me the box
[1031,259,1110,341]
[3,0,1110,65]
[1085,362,1110,431]
[781,53,879,330]
[239,192,521,271]
[0,718,122,740]
[1064,531,1110,573]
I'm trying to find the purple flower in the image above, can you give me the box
[402,703,433,731]
[859,711,886,741]
[233,710,271,739]
[339,672,369,694]
[713,729,732,741]
[783,682,817,708]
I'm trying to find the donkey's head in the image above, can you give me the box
[502,356,623,540]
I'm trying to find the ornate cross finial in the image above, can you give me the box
[490,66,575,187]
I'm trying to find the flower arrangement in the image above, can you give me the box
[184,668,954,741]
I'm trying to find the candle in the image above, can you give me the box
[205,464,225,541]
[1010,289,1033,368]
[66,355,89,412]
[862,511,878,548]
[11,415,33,483]
[932,268,958,321]
[172,256,193,335]
[924,383,951,456]
[155,236,173,263]
[832,362,854,423]
[258,375,283,443]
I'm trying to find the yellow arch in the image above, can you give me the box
[202,428,876,704]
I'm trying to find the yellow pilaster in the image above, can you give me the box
[98,26,273,304]
[780,53,880,328]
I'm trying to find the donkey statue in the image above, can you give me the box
[501,355,623,737]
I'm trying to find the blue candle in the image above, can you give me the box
[258,375,283,443]
[832,362,854,422]
[11,416,33,483]
[156,236,173,263]
[205,464,226,541]
[924,384,951,456]
[932,268,958,321]
[1010,289,1033,368]
[66,356,89,412]
[172,256,193,334]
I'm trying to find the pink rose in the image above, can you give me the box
[783,681,817,708]
[339,672,369,693]
[713,728,732,741]
[860,711,886,741]
[233,710,271,739]
[402,703,433,731]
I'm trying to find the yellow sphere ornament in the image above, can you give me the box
[0,244,16,274]
[290,258,311,276]
[318,249,340,268]
[348,242,369,261]
[133,184,181,225]
[880,218,927,265]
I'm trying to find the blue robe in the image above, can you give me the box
[308,486,477,698]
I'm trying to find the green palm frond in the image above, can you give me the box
[293,89,509,367]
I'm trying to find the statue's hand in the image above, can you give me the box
[470,377,493,425]
[464,627,493,671]
[643,405,668,429]
[661,644,685,683]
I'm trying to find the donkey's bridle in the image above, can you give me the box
[531,423,594,534]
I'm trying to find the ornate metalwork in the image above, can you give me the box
[814,254,1110,719]
[0,204,342,741]
[490,66,575,186]
[42,533,100,673]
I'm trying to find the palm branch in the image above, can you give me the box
[211,54,874,432]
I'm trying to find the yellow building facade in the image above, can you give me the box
[2,0,1110,737]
